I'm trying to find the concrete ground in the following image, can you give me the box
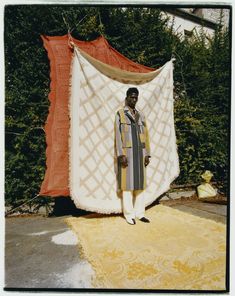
[4,215,95,289]
[160,198,227,224]
[4,197,227,290]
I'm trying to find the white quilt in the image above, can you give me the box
[69,47,179,213]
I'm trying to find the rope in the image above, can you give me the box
[62,12,71,34]
[61,13,89,48]
[70,14,89,34]
[68,32,75,49]
[5,194,40,217]
[5,125,227,137]
[6,126,45,136]
[98,10,104,35]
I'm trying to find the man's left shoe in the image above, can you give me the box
[139,217,150,223]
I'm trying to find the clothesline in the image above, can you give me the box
[6,126,45,136]
[5,125,226,137]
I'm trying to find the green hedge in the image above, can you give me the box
[5,6,231,207]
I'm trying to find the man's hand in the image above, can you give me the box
[144,156,151,167]
[119,155,128,168]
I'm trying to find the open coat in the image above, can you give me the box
[114,106,151,191]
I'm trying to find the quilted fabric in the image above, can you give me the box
[69,47,179,213]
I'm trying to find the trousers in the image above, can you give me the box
[122,190,145,220]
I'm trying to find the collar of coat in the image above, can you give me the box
[123,105,142,125]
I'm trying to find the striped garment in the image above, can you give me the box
[115,106,151,191]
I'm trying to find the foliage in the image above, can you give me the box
[5,5,231,208]
[173,23,230,193]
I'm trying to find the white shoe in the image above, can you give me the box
[125,217,136,225]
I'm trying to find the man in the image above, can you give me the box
[114,87,151,225]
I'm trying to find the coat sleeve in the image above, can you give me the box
[143,116,151,158]
[114,111,126,157]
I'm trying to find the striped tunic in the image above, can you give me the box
[114,106,151,191]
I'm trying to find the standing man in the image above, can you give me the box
[114,87,151,225]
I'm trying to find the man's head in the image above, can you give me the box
[125,87,139,109]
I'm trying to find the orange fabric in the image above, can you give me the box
[40,34,154,197]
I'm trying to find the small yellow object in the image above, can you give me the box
[201,170,213,183]
[197,183,217,198]
[197,170,217,198]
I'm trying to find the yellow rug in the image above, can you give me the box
[65,205,226,290]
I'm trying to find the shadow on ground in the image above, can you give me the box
[49,197,92,217]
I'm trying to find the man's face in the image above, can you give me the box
[126,92,138,109]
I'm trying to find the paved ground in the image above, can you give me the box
[4,198,227,290]
[4,215,94,289]
[160,199,227,224]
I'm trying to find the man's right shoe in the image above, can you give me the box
[126,218,136,225]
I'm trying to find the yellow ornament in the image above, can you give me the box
[197,170,217,199]
[201,170,213,183]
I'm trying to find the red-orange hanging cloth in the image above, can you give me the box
[40,34,154,197]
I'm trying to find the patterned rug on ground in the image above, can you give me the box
[65,204,226,290]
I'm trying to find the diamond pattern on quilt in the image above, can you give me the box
[69,49,179,213]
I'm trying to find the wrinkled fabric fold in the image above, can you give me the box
[78,48,162,84]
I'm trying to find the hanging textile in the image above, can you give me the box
[69,47,179,213]
[40,35,154,197]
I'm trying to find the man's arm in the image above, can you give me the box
[144,119,151,157]
[143,117,151,166]
[115,112,128,167]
